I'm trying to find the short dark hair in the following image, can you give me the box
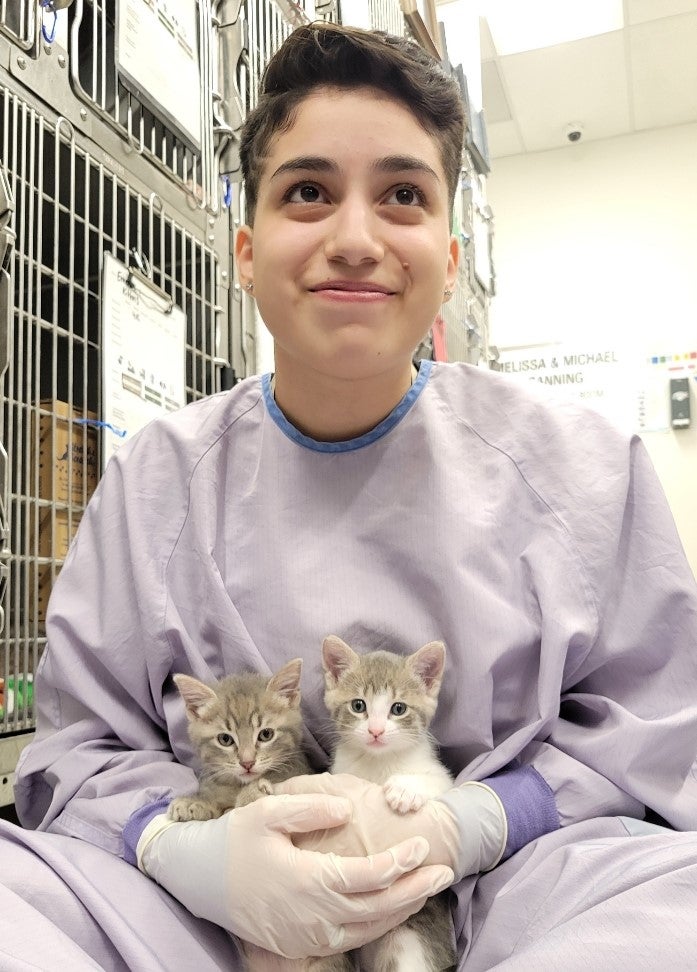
[239,22,465,224]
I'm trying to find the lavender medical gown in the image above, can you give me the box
[3,360,697,971]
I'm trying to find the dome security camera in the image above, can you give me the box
[565,123,584,143]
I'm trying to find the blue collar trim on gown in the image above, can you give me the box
[261,359,433,453]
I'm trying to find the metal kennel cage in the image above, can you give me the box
[0,79,229,742]
[0,0,237,752]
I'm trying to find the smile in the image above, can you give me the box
[314,290,391,303]
[310,281,395,303]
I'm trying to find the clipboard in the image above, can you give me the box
[101,252,187,467]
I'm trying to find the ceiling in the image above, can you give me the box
[465,0,697,159]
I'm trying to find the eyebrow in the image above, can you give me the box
[374,155,441,182]
[270,155,442,183]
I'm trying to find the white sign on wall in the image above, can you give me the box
[497,344,672,434]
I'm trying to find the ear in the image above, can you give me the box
[444,235,459,298]
[173,673,219,720]
[322,636,358,685]
[267,658,303,707]
[407,641,446,696]
[235,224,254,292]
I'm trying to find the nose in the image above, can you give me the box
[324,194,384,266]
[368,725,384,740]
[240,759,255,771]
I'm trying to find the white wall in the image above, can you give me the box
[487,122,697,576]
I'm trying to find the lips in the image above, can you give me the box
[310,280,394,295]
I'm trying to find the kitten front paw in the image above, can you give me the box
[167,796,218,821]
[383,776,427,814]
[235,779,274,808]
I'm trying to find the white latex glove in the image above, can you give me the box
[275,774,507,881]
[137,792,454,959]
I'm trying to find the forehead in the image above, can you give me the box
[262,86,446,180]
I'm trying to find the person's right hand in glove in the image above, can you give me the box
[137,790,454,960]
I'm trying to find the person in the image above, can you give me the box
[1,20,697,971]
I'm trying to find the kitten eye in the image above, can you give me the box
[216,732,234,747]
[350,699,367,714]
[257,728,275,742]
[390,702,408,716]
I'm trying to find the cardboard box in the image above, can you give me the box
[34,507,83,560]
[29,508,82,621]
[36,400,99,505]
[28,398,96,623]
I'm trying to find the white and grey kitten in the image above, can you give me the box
[168,658,311,821]
[319,635,457,972]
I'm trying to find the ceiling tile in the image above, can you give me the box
[630,12,697,128]
[485,121,525,159]
[628,0,697,25]
[497,31,632,152]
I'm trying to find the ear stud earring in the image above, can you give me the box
[244,282,254,293]
[443,289,453,298]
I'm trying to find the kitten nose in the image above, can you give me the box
[369,727,384,739]
[240,759,256,771]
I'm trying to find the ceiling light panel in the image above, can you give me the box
[482,0,625,55]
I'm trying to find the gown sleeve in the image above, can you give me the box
[13,420,198,858]
[444,419,697,858]
[526,435,697,831]
[484,430,697,839]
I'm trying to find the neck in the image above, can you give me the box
[271,357,418,442]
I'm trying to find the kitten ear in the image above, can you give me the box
[173,673,218,720]
[407,641,446,695]
[322,636,358,685]
[267,658,303,707]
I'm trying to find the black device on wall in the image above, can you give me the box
[670,377,691,429]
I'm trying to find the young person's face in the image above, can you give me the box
[236,86,459,384]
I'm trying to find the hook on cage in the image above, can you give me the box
[41,0,58,45]
[126,248,174,315]
[54,115,76,144]
[129,248,152,280]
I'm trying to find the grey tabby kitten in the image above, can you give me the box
[317,635,457,972]
[168,658,310,820]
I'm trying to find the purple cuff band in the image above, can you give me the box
[122,797,172,866]
[483,764,560,860]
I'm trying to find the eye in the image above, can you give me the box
[390,701,408,716]
[350,699,367,714]
[216,732,234,747]
[385,185,426,207]
[257,728,275,742]
[285,182,326,204]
